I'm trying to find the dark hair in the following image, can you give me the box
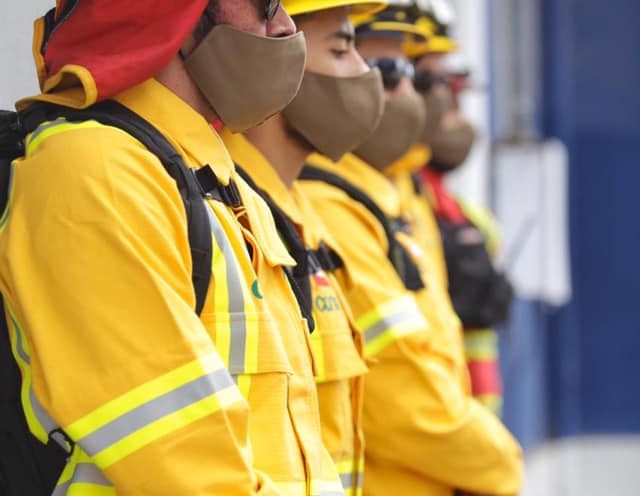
[193,2,220,45]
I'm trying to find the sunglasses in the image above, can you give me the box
[259,0,281,20]
[413,69,450,93]
[366,58,416,90]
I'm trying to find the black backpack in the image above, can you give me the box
[437,217,514,329]
[299,165,425,292]
[0,100,242,495]
[410,171,513,329]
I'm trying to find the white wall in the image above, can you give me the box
[446,0,492,207]
[523,437,640,496]
[0,2,52,109]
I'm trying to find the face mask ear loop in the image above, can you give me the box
[180,6,217,62]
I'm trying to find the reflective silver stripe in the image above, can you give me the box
[53,463,111,496]
[316,491,345,496]
[205,206,248,374]
[339,471,363,491]
[27,118,67,146]
[30,389,58,433]
[340,473,354,489]
[363,309,422,344]
[80,368,234,458]
[10,312,63,442]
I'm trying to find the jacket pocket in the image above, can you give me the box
[311,327,368,383]
[201,311,293,376]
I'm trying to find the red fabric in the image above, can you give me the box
[467,360,503,397]
[211,118,224,132]
[312,273,330,288]
[44,0,208,102]
[421,168,467,224]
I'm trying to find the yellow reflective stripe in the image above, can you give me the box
[458,199,501,255]
[64,355,242,468]
[5,305,57,443]
[54,449,114,496]
[475,394,503,415]
[92,385,241,468]
[356,296,427,357]
[210,210,232,365]
[335,458,364,495]
[25,119,110,157]
[464,329,499,361]
[65,484,116,496]
[310,329,327,382]
[205,201,260,397]
[242,310,260,375]
[207,204,247,395]
[55,452,114,496]
[66,354,225,439]
[465,349,499,361]
[237,292,259,399]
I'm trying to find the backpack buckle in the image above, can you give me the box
[312,242,344,272]
[195,165,242,208]
[49,428,75,458]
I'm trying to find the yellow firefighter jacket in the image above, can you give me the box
[389,153,506,415]
[0,78,342,496]
[222,130,369,496]
[300,152,523,496]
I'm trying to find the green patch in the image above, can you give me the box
[251,280,264,299]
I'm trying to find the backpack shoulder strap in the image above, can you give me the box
[311,241,344,273]
[300,164,394,243]
[235,166,316,333]
[0,111,26,216]
[21,100,213,315]
[0,297,68,496]
[299,164,425,291]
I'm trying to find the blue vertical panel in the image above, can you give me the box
[543,0,640,435]
[500,300,550,450]
[540,0,584,438]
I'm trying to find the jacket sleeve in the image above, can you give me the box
[306,190,522,496]
[363,335,523,495]
[3,126,277,495]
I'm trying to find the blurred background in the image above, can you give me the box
[446,0,640,494]
[2,1,639,494]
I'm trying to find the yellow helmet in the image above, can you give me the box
[283,0,387,16]
[351,1,429,41]
[404,0,457,58]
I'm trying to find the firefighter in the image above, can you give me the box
[220,0,387,494]
[299,2,524,494]
[408,0,513,416]
[0,1,344,494]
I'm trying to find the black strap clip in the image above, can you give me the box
[195,165,242,208]
[312,242,344,273]
[48,428,75,459]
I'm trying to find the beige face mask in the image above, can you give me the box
[429,121,476,171]
[354,91,427,171]
[282,68,385,161]
[421,84,455,146]
[184,24,307,132]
